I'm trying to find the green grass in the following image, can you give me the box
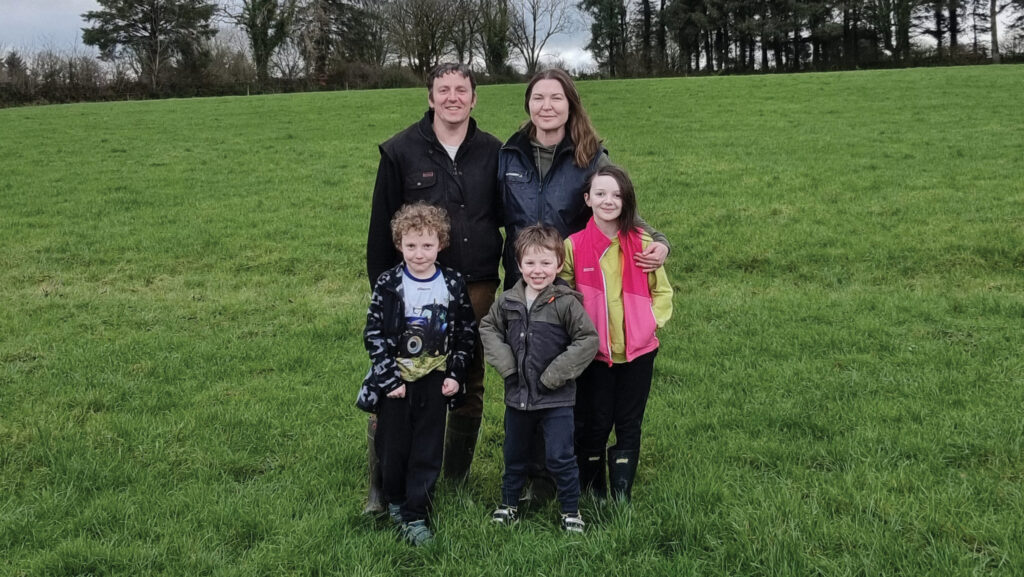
[2,65,1023,576]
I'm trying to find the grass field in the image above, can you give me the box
[1,65,1023,576]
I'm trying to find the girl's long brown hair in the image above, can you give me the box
[522,68,601,168]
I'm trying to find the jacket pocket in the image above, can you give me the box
[404,170,438,201]
[501,170,539,228]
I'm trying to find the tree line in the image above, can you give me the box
[1,0,1023,107]
[586,0,1024,75]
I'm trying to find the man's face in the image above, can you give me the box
[429,72,476,128]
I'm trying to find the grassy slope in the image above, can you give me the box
[1,65,1022,576]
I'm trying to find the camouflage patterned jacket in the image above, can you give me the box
[356,263,477,413]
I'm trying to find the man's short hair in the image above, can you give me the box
[427,63,477,93]
[514,224,564,265]
[391,202,451,250]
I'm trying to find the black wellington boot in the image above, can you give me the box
[363,416,386,515]
[607,449,640,503]
[442,414,481,484]
[578,452,607,499]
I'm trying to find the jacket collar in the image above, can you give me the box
[505,277,577,306]
[505,127,576,165]
[418,110,478,148]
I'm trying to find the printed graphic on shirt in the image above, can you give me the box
[398,271,451,382]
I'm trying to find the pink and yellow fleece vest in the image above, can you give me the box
[569,218,659,366]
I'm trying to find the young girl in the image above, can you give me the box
[560,165,673,502]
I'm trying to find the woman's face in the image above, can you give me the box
[528,79,570,136]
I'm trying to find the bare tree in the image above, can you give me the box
[206,29,256,86]
[509,0,580,74]
[389,0,454,76]
[451,0,483,64]
[271,35,308,79]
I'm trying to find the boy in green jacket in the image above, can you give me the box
[479,224,598,533]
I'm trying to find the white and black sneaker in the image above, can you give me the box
[491,505,519,525]
[560,512,585,533]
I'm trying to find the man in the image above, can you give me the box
[364,63,502,513]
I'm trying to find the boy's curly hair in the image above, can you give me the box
[391,202,450,250]
[514,224,564,265]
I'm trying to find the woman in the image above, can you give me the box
[497,68,671,499]
[498,68,669,289]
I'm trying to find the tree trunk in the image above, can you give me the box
[990,0,1001,63]
[761,35,769,71]
[641,0,653,74]
[677,28,689,74]
[717,28,728,72]
[792,27,801,71]
[843,9,851,67]
[704,29,715,72]
[949,0,959,54]
[896,1,912,62]
[656,0,667,70]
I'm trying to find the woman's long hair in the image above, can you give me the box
[522,68,601,168]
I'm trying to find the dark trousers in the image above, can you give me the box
[502,406,580,514]
[577,349,658,455]
[450,279,498,418]
[375,372,447,522]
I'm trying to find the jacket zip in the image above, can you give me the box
[597,244,613,358]
[512,294,554,410]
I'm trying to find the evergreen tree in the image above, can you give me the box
[580,0,630,75]
[81,0,217,91]
[480,0,514,75]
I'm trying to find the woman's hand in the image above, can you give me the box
[634,241,669,272]
[387,384,406,399]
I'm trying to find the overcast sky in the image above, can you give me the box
[0,0,99,49]
[0,0,597,69]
